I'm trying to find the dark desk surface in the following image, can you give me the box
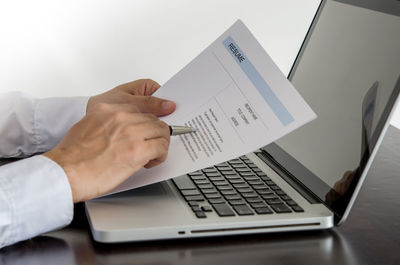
[1,126,400,265]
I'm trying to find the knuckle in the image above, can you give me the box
[94,103,110,112]
[111,111,127,123]
[144,78,153,84]
[159,137,170,150]
[158,120,169,129]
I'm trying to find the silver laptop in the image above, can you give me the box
[86,0,400,243]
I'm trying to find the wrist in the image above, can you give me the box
[43,148,81,203]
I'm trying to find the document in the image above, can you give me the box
[108,20,316,195]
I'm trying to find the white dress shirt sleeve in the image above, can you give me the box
[0,91,89,157]
[0,92,89,248]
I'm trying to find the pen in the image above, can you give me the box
[169,125,197,136]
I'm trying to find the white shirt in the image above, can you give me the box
[0,92,89,248]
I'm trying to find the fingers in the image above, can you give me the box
[130,95,176,116]
[131,120,170,142]
[141,137,169,168]
[118,79,161,96]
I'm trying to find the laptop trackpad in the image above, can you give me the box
[99,182,168,200]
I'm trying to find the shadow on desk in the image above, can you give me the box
[2,204,356,265]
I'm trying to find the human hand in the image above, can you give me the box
[44,103,170,203]
[86,79,176,116]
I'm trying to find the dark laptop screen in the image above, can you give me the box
[264,0,400,222]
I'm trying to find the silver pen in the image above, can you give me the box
[169,125,197,136]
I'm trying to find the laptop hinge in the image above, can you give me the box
[256,151,321,204]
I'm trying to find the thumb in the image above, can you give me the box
[132,96,176,116]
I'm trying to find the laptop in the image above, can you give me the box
[86,0,400,243]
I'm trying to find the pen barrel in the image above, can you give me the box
[169,125,194,136]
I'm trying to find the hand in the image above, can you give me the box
[44,103,170,203]
[86,79,176,116]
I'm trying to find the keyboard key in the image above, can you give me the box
[256,189,273,194]
[214,180,230,186]
[265,180,276,186]
[236,168,251,172]
[229,179,245,184]
[201,205,213,212]
[181,190,201,196]
[220,170,236,175]
[209,176,225,182]
[190,175,206,180]
[255,207,273,214]
[243,175,264,180]
[188,201,199,207]
[270,186,281,191]
[271,204,292,213]
[216,162,229,167]
[248,180,264,185]
[250,202,267,208]
[206,172,222,178]
[208,198,225,204]
[261,194,278,200]
[191,205,202,212]
[205,193,222,199]
[237,188,253,193]
[225,175,242,180]
[259,175,271,181]
[280,195,292,201]
[224,194,242,201]
[173,175,196,190]
[221,190,238,196]
[252,168,263,173]
[246,197,263,203]
[286,200,298,206]
[232,183,250,189]
[194,179,210,185]
[198,184,214,189]
[185,195,205,201]
[252,184,269,190]
[203,168,218,173]
[266,198,283,205]
[242,159,253,164]
[212,203,235,217]
[216,166,232,171]
[292,206,304,212]
[201,188,218,194]
[228,159,242,164]
[239,172,256,177]
[276,190,286,196]
[229,199,246,205]
[233,205,254,216]
[216,185,234,190]
[242,192,258,198]
[195,211,207,218]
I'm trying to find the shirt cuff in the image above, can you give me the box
[34,96,90,152]
[0,155,73,247]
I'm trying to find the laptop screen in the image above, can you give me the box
[264,0,400,222]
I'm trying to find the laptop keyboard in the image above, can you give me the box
[172,155,304,218]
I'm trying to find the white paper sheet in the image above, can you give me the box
[107,20,316,195]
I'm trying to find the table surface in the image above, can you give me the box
[1,126,400,265]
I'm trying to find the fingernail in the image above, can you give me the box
[161,101,175,110]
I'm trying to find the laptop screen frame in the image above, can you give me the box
[266,0,400,225]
